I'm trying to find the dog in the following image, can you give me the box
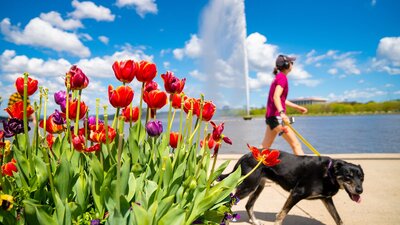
[219,151,364,225]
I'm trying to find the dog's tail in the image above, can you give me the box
[218,172,232,181]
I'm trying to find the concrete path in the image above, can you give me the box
[217,154,400,225]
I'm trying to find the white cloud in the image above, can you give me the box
[246,32,278,72]
[0,18,90,57]
[70,0,115,21]
[248,72,274,90]
[98,35,109,44]
[305,49,337,64]
[163,61,170,69]
[173,34,202,60]
[172,49,184,60]
[377,37,400,66]
[306,49,361,76]
[334,57,360,75]
[371,0,377,6]
[189,70,207,81]
[328,68,338,75]
[116,0,158,18]
[0,50,71,77]
[328,88,387,102]
[80,33,93,41]
[39,11,83,30]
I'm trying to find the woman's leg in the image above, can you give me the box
[281,127,304,155]
[261,125,279,149]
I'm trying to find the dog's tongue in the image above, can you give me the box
[351,194,361,203]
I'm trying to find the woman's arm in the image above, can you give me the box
[273,85,290,123]
[285,100,308,114]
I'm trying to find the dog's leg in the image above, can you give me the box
[246,179,266,225]
[321,197,344,225]
[274,192,303,225]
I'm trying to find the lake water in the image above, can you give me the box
[213,114,400,154]
[3,114,399,154]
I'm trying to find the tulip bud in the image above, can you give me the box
[15,76,38,96]
[112,60,136,83]
[66,65,89,90]
[145,120,163,137]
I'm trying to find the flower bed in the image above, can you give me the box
[0,60,279,225]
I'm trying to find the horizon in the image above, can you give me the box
[0,0,399,116]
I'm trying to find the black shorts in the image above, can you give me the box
[265,116,282,130]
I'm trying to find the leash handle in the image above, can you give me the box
[284,121,321,156]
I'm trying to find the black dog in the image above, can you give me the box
[220,151,364,225]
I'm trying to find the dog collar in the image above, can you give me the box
[327,160,336,184]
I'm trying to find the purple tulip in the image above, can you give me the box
[87,116,103,126]
[2,118,27,137]
[54,90,67,105]
[145,120,163,137]
[90,219,100,225]
[52,109,66,125]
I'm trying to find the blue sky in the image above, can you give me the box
[0,0,399,116]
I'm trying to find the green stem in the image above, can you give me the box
[96,98,100,130]
[166,99,173,143]
[116,131,124,211]
[112,107,120,130]
[41,142,57,204]
[42,89,48,138]
[238,160,263,184]
[22,73,29,146]
[65,74,72,151]
[206,152,219,192]
[74,90,82,136]
[136,82,145,137]
[129,102,133,128]
[103,106,111,158]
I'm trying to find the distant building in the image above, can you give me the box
[290,97,327,105]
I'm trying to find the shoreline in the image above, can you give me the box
[218,153,400,160]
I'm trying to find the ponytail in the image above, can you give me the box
[273,67,279,75]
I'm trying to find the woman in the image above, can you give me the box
[261,55,307,155]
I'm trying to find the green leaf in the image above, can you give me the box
[158,206,185,225]
[33,155,48,188]
[155,195,175,222]
[127,173,136,202]
[54,154,71,200]
[209,160,231,183]
[185,167,241,224]
[23,199,57,225]
[131,204,150,225]
[120,158,131,195]
[90,155,104,183]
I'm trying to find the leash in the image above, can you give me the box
[283,120,321,156]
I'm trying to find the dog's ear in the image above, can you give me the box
[333,160,344,173]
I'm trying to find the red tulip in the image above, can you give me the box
[144,81,159,93]
[247,144,281,167]
[46,134,55,149]
[108,85,134,108]
[5,101,34,120]
[0,130,4,140]
[72,134,86,151]
[200,134,215,150]
[68,100,88,120]
[169,132,182,148]
[66,65,89,90]
[184,98,200,115]
[121,106,139,123]
[161,71,186,94]
[89,124,116,144]
[143,90,168,109]
[40,114,65,134]
[2,159,17,176]
[200,101,216,121]
[135,60,157,83]
[170,93,187,109]
[112,60,137,83]
[15,76,38,96]
[85,144,101,153]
